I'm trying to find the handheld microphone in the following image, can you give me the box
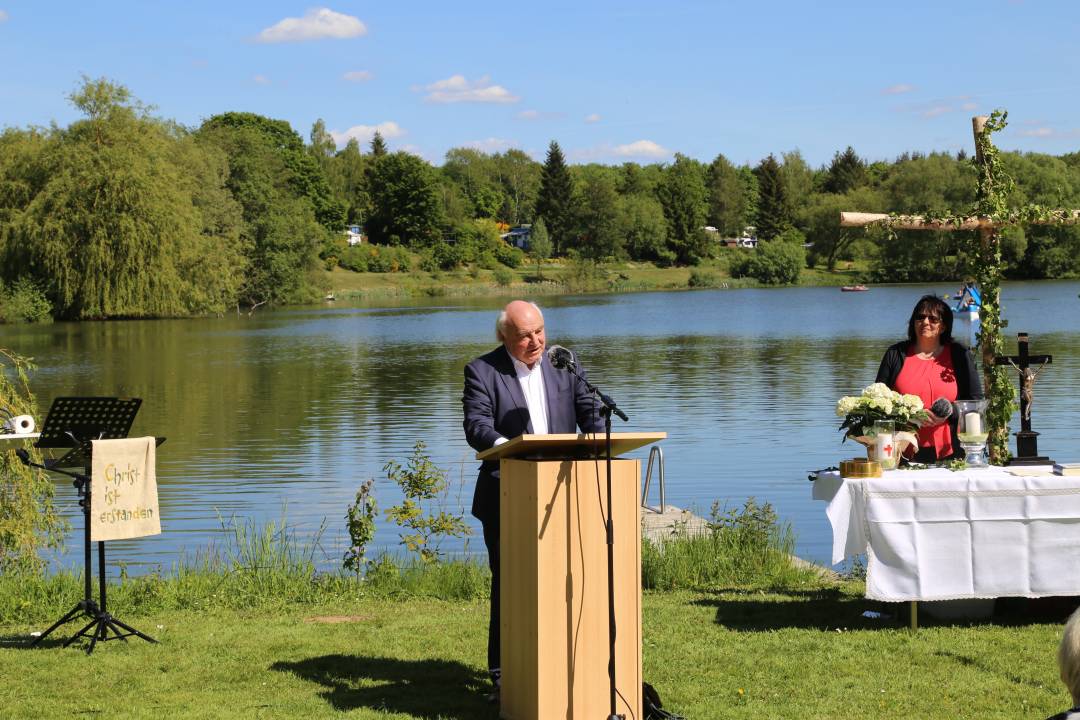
[930,398,953,419]
[546,344,575,371]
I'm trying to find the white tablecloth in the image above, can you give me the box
[812,466,1080,601]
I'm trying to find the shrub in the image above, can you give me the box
[384,441,471,563]
[343,478,378,577]
[729,236,805,285]
[0,278,52,323]
[340,244,413,273]
[493,267,515,287]
[687,269,720,288]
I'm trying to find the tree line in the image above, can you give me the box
[2,77,1080,321]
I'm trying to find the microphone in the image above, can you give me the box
[546,344,575,371]
[930,398,953,419]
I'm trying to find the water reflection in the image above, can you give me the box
[4,281,1079,573]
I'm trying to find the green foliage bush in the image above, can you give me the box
[343,478,377,576]
[687,269,721,288]
[729,233,806,285]
[0,278,52,323]
[339,244,413,273]
[383,441,471,563]
[493,267,515,286]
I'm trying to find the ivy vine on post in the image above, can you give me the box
[965,111,1016,463]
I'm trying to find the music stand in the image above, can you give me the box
[24,397,159,653]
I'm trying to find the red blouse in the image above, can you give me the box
[894,344,957,459]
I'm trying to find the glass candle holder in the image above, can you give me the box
[864,420,899,470]
[954,399,989,466]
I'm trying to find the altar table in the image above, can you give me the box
[812,465,1080,601]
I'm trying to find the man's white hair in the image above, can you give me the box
[1060,607,1080,704]
[496,301,542,342]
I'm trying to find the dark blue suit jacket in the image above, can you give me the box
[462,345,604,524]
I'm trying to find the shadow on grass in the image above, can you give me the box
[693,588,1080,632]
[271,654,497,719]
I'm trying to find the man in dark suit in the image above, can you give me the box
[462,300,603,697]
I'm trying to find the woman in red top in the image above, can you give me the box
[875,295,982,463]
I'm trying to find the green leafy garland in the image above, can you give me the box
[965,110,1017,464]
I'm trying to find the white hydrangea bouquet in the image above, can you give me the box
[836,382,929,442]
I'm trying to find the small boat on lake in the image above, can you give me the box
[841,285,868,292]
[952,282,980,321]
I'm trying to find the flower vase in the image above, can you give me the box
[863,421,899,470]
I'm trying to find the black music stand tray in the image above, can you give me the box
[27,397,159,653]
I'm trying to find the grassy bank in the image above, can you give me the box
[0,582,1070,719]
[0,512,1073,719]
[321,257,869,303]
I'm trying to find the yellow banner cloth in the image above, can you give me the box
[91,437,161,541]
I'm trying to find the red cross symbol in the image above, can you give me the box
[884,443,893,455]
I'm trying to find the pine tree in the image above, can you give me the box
[370,131,388,158]
[706,153,747,237]
[753,154,790,241]
[824,146,867,194]
[534,141,575,255]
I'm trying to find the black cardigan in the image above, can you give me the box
[875,340,983,460]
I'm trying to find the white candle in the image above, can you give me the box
[964,412,982,436]
[875,433,894,460]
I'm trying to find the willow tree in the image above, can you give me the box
[6,78,245,318]
[0,350,65,570]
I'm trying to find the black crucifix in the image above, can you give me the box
[994,333,1053,466]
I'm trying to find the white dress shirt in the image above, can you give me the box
[494,354,549,445]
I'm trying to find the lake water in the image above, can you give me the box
[4,281,1079,574]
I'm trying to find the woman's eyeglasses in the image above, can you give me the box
[915,314,942,324]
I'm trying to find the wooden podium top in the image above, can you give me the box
[476,432,665,461]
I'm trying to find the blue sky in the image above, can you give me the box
[2,1,1079,167]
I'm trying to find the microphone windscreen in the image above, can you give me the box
[931,398,953,418]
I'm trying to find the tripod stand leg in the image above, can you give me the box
[64,617,100,648]
[30,603,87,646]
[107,615,158,643]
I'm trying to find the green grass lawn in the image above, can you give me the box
[0,584,1070,719]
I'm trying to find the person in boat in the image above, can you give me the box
[957,281,980,309]
[874,295,983,463]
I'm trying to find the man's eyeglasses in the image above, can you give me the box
[915,314,942,324]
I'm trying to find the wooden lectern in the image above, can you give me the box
[478,432,666,720]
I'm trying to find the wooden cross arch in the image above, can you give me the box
[838,115,1080,462]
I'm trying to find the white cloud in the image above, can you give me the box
[330,121,405,147]
[465,137,515,153]
[922,105,952,118]
[0,10,9,22]
[343,70,372,83]
[961,102,978,111]
[882,84,915,95]
[423,75,519,104]
[253,74,271,85]
[585,113,602,123]
[517,109,541,120]
[614,140,670,159]
[1020,127,1055,138]
[256,8,367,43]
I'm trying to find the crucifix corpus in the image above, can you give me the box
[840,113,1079,463]
[994,333,1054,466]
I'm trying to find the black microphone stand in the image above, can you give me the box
[556,359,629,720]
